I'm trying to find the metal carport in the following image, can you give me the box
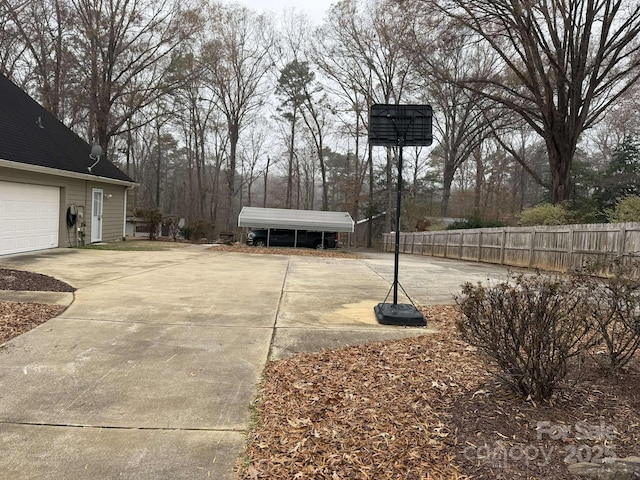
[237,207,354,247]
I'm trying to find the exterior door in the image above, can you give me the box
[91,189,103,243]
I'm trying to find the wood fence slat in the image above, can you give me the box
[382,222,640,272]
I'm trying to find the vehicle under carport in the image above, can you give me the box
[237,207,355,248]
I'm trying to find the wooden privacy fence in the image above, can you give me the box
[382,223,640,272]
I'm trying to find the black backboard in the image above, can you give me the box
[369,104,433,147]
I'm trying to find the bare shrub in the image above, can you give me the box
[135,208,162,241]
[577,258,640,373]
[456,273,594,401]
[189,219,212,242]
[163,217,180,242]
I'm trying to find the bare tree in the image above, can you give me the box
[316,0,414,233]
[434,0,640,203]
[0,3,24,78]
[587,82,640,166]
[275,11,335,211]
[71,0,197,151]
[299,75,333,211]
[433,47,497,215]
[276,60,308,209]
[203,2,275,229]
[239,122,270,207]
[1,0,80,122]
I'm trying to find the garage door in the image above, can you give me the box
[0,181,60,255]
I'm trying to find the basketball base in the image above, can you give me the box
[374,303,426,326]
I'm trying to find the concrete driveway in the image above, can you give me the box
[0,245,511,479]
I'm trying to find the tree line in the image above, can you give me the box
[2,0,640,244]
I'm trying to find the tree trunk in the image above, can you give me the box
[474,149,484,216]
[199,126,207,220]
[440,161,456,217]
[263,156,270,208]
[156,121,161,209]
[319,140,328,211]
[546,134,573,203]
[227,122,239,229]
[286,119,296,209]
[385,148,393,233]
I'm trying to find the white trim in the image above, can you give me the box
[0,158,137,187]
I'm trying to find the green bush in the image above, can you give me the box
[607,195,640,223]
[446,215,504,230]
[456,273,594,401]
[179,226,193,241]
[517,203,573,226]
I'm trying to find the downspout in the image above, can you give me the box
[122,187,128,240]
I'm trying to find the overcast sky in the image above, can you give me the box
[223,0,336,24]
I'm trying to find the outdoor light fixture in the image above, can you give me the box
[369,104,433,327]
[88,144,102,173]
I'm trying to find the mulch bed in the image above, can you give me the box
[238,305,640,480]
[0,268,75,292]
[0,269,73,344]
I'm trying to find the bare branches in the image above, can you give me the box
[202,3,275,227]
[436,0,640,202]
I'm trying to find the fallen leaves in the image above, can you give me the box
[238,305,640,480]
[0,301,65,344]
[209,244,362,259]
[239,305,487,480]
[0,269,70,344]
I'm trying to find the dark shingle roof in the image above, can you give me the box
[0,74,134,183]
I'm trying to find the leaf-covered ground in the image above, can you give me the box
[0,302,65,345]
[239,305,640,480]
[210,244,362,259]
[0,269,72,344]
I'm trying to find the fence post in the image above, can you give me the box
[459,231,463,259]
[477,230,482,262]
[528,229,536,268]
[431,232,436,256]
[567,226,574,271]
[619,225,627,256]
[445,232,450,258]
[500,228,507,265]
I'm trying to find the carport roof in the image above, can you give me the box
[238,207,354,233]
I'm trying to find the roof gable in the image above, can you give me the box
[0,74,133,183]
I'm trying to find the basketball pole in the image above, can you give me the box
[370,104,431,326]
[392,137,403,305]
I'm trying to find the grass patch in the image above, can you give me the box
[80,241,187,251]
